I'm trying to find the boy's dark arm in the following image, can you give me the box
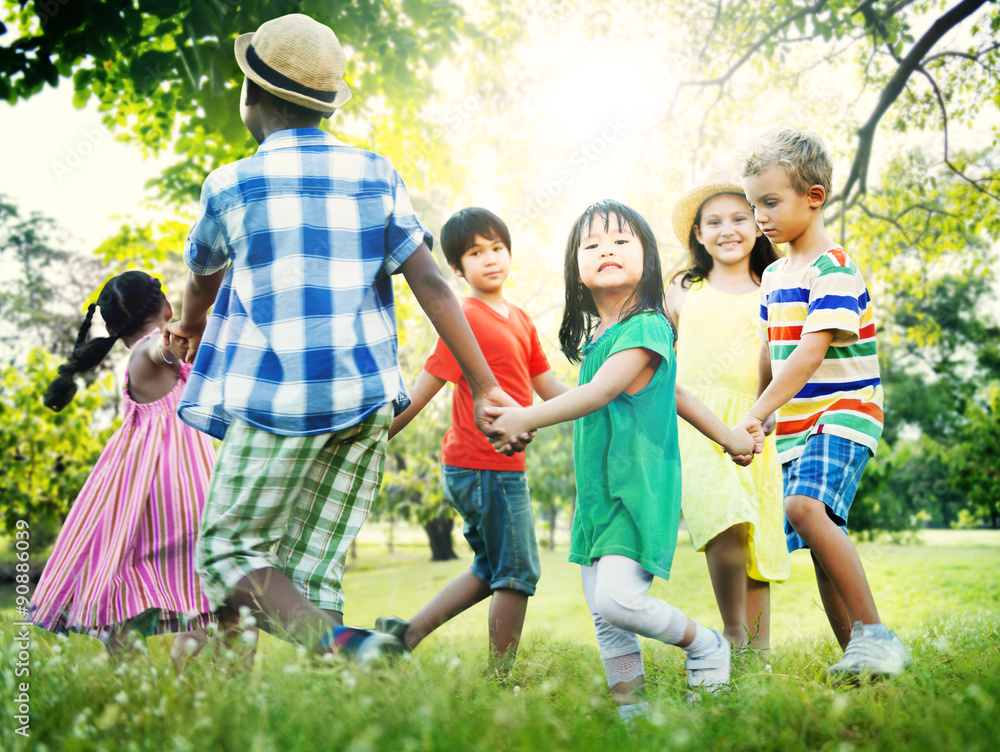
[164,267,227,363]
[400,243,527,448]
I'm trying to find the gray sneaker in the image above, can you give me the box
[825,622,911,680]
[686,627,731,699]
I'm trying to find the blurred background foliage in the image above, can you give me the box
[1,0,998,555]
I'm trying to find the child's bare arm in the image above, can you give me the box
[663,276,687,331]
[675,384,758,457]
[165,267,228,363]
[389,369,447,440]
[757,339,772,397]
[486,348,652,447]
[124,337,180,404]
[746,330,834,425]
[756,339,777,434]
[531,369,571,401]
[400,243,525,446]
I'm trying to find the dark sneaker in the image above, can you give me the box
[374,615,410,642]
[329,626,405,666]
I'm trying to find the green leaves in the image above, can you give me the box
[0,349,118,549]
[0,0,511,205]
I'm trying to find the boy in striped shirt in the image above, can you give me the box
[739,128,909,679]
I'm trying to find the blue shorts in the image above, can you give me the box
[782,433,871,553]
[441,466,540,596]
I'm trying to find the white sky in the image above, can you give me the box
[0,84,173,251]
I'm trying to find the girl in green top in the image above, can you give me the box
[487,200,762,719]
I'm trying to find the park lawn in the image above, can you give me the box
[1,528,997,751]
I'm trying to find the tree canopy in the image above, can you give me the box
[660,0,999,215]
[0,0,507,203]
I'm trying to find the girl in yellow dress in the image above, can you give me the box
[666,172,790,656]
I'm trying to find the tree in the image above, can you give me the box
[854,435,968,532]
[949,385,1000,528]
[0,0,511,204]
[0,195,107,363]
[659,0,999,220]
[0,349,118,549]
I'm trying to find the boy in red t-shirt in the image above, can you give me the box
[377,207,567,669]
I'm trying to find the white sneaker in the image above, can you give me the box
[685,628,731,697]
[825,622,911,679]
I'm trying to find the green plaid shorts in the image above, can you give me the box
[195,405,392,613]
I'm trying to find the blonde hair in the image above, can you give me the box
[741,128,833,204]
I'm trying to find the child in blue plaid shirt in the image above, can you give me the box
[166,13,524,663]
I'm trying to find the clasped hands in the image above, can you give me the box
[475,388,534,455]
[162,321,206,364]
[484,405,767,465]
[729,416,766,466]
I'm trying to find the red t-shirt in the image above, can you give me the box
[424,297,551,471]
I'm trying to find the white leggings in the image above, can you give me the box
[581,554,689,660]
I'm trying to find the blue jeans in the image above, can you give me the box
[441,466,540,596]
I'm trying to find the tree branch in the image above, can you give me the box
[696,0,724,60]
[837,0,990,207]
[855,201,919,247]
[912,63,1000,201]
[923,40,1000,68]
[678,0,831,88]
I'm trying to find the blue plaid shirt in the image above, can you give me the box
[178,129,429,439]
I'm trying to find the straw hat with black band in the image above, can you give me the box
[235,14,352,116]
[670,170,748,252]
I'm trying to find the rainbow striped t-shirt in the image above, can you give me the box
[758,247,883,464]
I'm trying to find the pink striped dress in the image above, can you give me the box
[31,354,215,638]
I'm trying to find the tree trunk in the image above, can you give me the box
[547,503,557,551]
[423,515,458,561]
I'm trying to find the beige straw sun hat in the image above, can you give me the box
[235,13,352,114]
[670,170,749,251]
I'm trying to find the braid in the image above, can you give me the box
[43,303,118,411]
[42,272,164,412]
[73,303,97,350]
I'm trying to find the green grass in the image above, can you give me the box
[1,528,998,751]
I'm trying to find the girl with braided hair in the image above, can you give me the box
[32,271,254,670]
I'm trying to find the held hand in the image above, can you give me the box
[482,404,536,454]
[164,321,206,364]
[726,418,762,465]
[162,332,187,364]
[762,412,777,436]
[474,387,533,454]
[745,419,766,454]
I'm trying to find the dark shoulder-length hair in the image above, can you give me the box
[670,193,781,289]
[558,200,665,363]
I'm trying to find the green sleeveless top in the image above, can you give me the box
[568,312,681,580]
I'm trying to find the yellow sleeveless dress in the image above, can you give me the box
[676,280,790,582]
